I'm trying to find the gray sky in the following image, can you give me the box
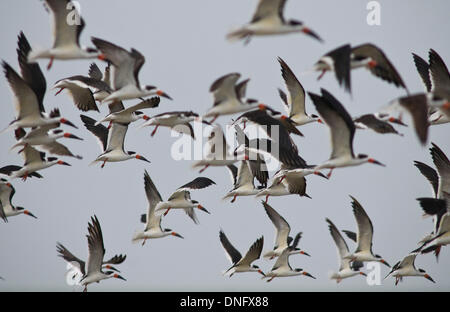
[0,0,449,291]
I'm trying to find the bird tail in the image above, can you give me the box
[27,46,47,62]
[94,119,105,126]
[9,142,22,151]
[226,27,252,43]
[0,123,14,135]
[131,230,145,244]
[88,159,99,167]
[221,192,233,201]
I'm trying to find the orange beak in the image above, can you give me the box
[258,104,267,111]
[142,115,150,121]
[368,158,385,166]
[135,155,150,163]
[57,160,71,166]
[368,60,377,68]
[171,232,184,238]
[98,53,106,61]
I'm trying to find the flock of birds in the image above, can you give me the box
[0,0,449,291]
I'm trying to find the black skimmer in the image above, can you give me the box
[325,218,366,283]
[59,216,126,292]
[255,168,312,203]
[139,110,202,139]
[262,247,315,282]
[308,89,385,178]
[219,230,265,278]
[2,56,77,131]
[412,49,450,125]
[56,242,125,283]
[353,114,404,136]
[262,201,310,260]
[133,170,184,245]
[233,125,269,188]
[192,124,241,173]
[342,196,391,267]
[414,199,450,259]
[154,177,215,224]
[27,0,99,70]
[96,97,160,126]
[277,57,322,126]
[386,93,430,145]
[385,253,435,286]
[417,197,448,245]
[0,179,36,222]
[226,0,323,44]
[202,73,261,123]
[10,109,83,159]
[91,37,171,103]
[312,43,408,94]
[87,62,113,102]
[52,78,99,112]
[414,143,450,250]
[222,161,260,203]
[0,139,70,180]
[415,143,450,200]
[233,110,309,169]
[52,62,113,109]
[80,113,150,168]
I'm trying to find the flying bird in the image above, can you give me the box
[202,73,262,123]
[2,54,76,131]
[262,247,315,282]
[132,170,184,246]
[96,97,160,127]
[353,113,404,136]
[325,218,366,283]
[56,242,125,282]
[277,57,322,126]
[226,0,323,44]
[412,49,450,125]
[219,230,265,278]
[80,112,150,168]
[68,216,127,292]
[27,0,100,70]
[262,201,310,260]
[222,161,260,203]
[52,62,113,110]
[139,110,203,139]
[385,253,435,286]
[312,43,408,94]
[308,89,385,178]
[0,179,37,222]
[0,141,70,181]
[342,196,391,268]
[255,171,311,203]
[385,93,430,145]
[91,37,171,103]
[154,177,215,223]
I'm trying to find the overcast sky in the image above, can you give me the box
[0,0,448,291]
